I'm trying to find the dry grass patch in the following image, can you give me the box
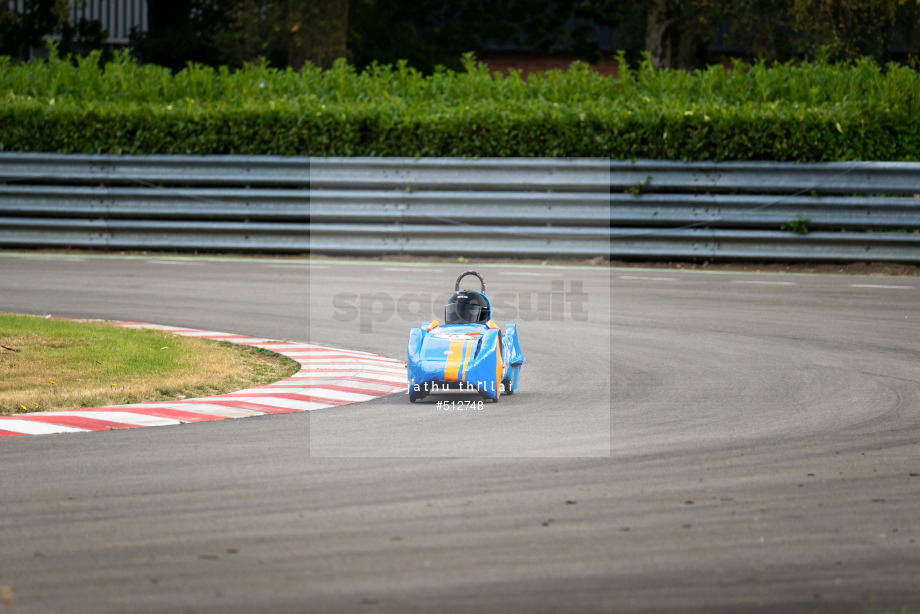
[0,314,299,414]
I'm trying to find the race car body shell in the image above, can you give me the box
[407,322,525,401]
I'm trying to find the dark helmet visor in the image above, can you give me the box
[445,292,489,324]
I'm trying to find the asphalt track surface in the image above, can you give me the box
[1,252,918,614]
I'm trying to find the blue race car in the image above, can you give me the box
[407,271,526,403]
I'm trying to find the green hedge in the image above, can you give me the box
[1,48,919,160]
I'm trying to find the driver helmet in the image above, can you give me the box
[444,290,491,324]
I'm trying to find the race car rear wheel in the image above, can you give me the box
[408,382,431,403]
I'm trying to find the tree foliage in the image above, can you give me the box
[129,0,348,70]
[129,1,226,71]
[637,0,920,67]
[210,0,348,69]
[789,0,920,62]
[0,0,107,60]
[4,0,920,72]
[347,0,625,73]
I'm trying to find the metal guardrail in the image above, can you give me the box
[609,160,920,195]
[310,157,610,191]
[1,154,919,261]
[0,153,311,187]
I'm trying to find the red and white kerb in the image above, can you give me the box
[0,322,406,437]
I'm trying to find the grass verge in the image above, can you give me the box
[0,313,299,414]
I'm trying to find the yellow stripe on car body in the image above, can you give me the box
[443,339,466,382]
[460,339,475,381]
